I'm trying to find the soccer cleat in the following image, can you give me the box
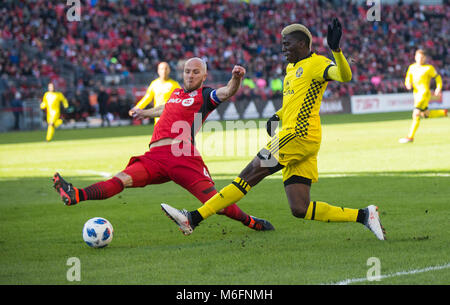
[247,216,275,231]
[363,205,386,240]
[398,137,413,144]
[161,203,195,235]
[53,173,79,206]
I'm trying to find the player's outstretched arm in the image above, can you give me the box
[130,104,165,119]
[215,65,246,102]
[326,18,352,83]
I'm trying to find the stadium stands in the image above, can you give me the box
[0,0,448,125]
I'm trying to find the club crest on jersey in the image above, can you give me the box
[189,90,198,97]
[182,98,195,107]
[296,67,303,78]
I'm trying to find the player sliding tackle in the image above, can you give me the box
[52,58,274,232]
[162,18,386,240]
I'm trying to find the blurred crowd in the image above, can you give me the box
[0,0,449,115]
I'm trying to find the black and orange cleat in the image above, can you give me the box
[52,173,80,206]
[247,216,275,231]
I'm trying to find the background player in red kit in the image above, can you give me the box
[52,57,274,232]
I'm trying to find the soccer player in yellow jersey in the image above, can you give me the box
[129,62,180,124]
[40,82,69,142]
[161,18,386,240]
[399,49,445,143]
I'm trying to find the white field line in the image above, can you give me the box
[1,168,449,179]
[327,263,450,285]
[212,172,450,179]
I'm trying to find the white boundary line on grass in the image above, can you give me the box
[327,262,450,285]
[212,172,450,179]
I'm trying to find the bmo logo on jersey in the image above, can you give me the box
[167,97,194,107]
[181,98,194,107]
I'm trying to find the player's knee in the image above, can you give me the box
[238,157,271,186]
[114,172,133,188]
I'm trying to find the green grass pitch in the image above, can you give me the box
[0,111,449,285]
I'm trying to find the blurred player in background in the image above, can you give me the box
[128,62,180,124]
[40,82,69,142]
[399,49,446,144]
[161,18,386,241]
[53,58,274,232]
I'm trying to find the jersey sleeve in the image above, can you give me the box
[324,51,352,82]
[60,93,69,109]
[429,65,438,78]
[135,81,155,109]
[202,87,223,112]
[405,65,413,86]
[40,94,47,109]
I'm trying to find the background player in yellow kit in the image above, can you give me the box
[128,62,180,124]
[399,49,445,143]
[40,82,69,142]
[161,18,386,241]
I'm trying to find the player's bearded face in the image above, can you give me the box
[183,64,207,91]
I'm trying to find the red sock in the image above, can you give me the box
[78,177,124,201]
[187,180,251,224]
[222,204,251,223]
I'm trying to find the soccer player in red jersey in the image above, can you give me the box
[52,57,274,232]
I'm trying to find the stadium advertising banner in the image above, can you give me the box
[208,97,351,121]
[351,91,450,114]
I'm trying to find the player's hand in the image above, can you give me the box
[434,88,442,97]
[266,114,280,137]
[232,65,246,79]
[128,107,137,117]
[129,108,144,119]
[405,82,412,90]
[327,17,342,51]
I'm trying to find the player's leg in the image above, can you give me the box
[192,154,278,224]
[400,108,422,143]
[53,160,152,205]
[161,152,281,235]
[284,180,385,240]
[408,108,422,139]
[54,118,63,128]
[186,179,274,231]
[46,113,61,141]
[46,123,55,142]
[284,179,362,222]
[427,109,447,118]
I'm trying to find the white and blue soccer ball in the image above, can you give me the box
[82,217,114,248]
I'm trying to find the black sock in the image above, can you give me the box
[190,210,204,226]
[356,209,366,224]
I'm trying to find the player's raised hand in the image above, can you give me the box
[232,65,246,79]
[327,17,342,51]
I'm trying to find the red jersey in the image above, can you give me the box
[150,87,222,146]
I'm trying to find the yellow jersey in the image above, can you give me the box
[135,78,180,124]
[40,91,68,121]
[277,53,334,143]
[405,63,440,103]
[136,78,180,106]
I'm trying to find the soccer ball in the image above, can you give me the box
[82,217,114,248]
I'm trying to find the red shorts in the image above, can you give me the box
[123,144,214,191]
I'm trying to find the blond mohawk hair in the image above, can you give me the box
[281,24,312,50]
